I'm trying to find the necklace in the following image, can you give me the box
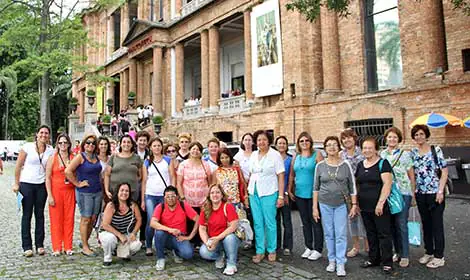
[327,165,339,179]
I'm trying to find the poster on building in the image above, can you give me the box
[251,0,283,97]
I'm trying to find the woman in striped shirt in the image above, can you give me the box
[99,183,142,266]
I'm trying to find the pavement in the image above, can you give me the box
[1,161,470,279]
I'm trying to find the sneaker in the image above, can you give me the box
[102,261,112,267]
[392,253,400,262]
[336,264,346,277]
[301,248,313,259]
[399,258,409,267]
[215,252,225,269]
[173,250,183,264]
[283,248,291,256]
[426,257,445,269]
[155,259,165,271]
[419,254,434,264]
[307,250,322,261]
[23,250,33,257]
[223,265,238,276]
[326,261,336,273]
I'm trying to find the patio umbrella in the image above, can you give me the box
[462,116,470,128]
[409,112,462,128]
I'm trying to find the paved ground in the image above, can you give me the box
[1,161,470,279]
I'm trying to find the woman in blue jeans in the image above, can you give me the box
[199,184,240,276]
[141,137,176,255]
[288,131,324,260]
[380,127,415,268]
[313,136,358,277]
[66,134,103,257]
[12,125,54,257]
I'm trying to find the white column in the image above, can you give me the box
[171,47,176,117]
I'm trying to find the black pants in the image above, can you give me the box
[416,193,445,258]
[20,182,48,251]
[362,208,393,267]
[296,197,323,252]
[276,204,293,250]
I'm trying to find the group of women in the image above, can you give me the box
[12,124,448,276]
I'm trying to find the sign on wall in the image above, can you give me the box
[251,0,283,97]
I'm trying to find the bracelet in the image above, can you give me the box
[278,196,284,199]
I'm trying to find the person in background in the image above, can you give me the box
[99,183,142,266]
[12,125,54,257]
[313,136,358,277]
[110,139,117,155]
[380,127,415,268]
[128,127,137,141]
[199,184,241,276]
[0,156,3,175]
[248,130,285,263]
[151,186,199,271]
[274,136,293,256]
[234,133,256,184]
[204,138,220,172]
[176,133,192,166]
[164,142,179,160]
[288,131,324,261]
[72,140,81,155]
[141,137,175,256]
[340,128,369,257]
[410,125,448,269]
[356,137,393,274]
[45,133,75,256]
[65,134,103,257]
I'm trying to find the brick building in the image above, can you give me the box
[72,0,470,150]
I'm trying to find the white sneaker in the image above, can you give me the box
[215,252,225,269]
[173,250,183,264]
[155,259,165,271]
[392,253,400,262]
[307,250,322,261]
[326,261,336,272]
[301,248,313,259]
[336,264,346,277]
[419,254,434,264]
[223,265,238,275]
[426,257,445,269]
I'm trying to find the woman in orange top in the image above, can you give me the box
[45,133,75,256]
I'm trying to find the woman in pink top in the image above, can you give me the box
[177,141,212,245]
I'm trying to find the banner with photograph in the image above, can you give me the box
[251,0,283,97]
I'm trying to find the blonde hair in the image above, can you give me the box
[178,132,192,142]
[203,184,228,221]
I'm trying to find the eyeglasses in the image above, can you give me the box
[165,194,177,198]
[326,144,339,148]
[85,141,96,145]
[57,142,69,145]
[167,149,176,153]
[299,139,310,143]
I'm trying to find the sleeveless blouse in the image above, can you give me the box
[76,152,102,193]
[51,153,74,190]
[111,207,136,235]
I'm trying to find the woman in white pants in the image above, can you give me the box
[100,183,142,266]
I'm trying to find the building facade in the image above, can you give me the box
[72,0,470,149]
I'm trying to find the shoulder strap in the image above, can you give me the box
[200,160,210,186]
[430,145,439,165]
[151,160,168,188]
[391,150,404,168]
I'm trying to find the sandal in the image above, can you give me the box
[37,248,45,256]
[145,249,153,256]
[383,266,393,274]
[360,260,379,268]
[66,250,74,256]
[52,251,61,257]
[82,250,97,257]
[252,254,265,264]
[268,253,276,262]
[346,248,359,258]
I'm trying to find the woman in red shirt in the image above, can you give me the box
[199,184,240,276]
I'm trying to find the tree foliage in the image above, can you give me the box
[286,0,470,22]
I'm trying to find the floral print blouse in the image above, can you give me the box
[410,146,447,194]
[380,149,414,195]
[215,166,245,204]
[341,146,365,174]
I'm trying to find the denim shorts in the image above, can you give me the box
[77,191,102,218]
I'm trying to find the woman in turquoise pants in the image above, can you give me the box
[248,130,285,263]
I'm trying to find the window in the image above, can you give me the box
[463,49,470,72]
[231,76,244,93]
[364,0,403,92]
[213,131,233,143]
[344,118,393,147]
[113,9,121,51]
[128,0,137,27]
[149,0,154,21]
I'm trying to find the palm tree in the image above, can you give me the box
[376,21,403,87]
[0,68,17,139]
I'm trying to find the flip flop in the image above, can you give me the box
[82,250,97,257]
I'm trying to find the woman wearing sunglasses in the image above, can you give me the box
[65,134,103,257]
[45,133,75,256]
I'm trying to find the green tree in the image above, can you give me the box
[0,68,17,139]
[286,0,470,22]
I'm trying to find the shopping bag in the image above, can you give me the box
[408,206,421,246]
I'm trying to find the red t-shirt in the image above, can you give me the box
[199,202,238,238]
[152,201,197,235]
